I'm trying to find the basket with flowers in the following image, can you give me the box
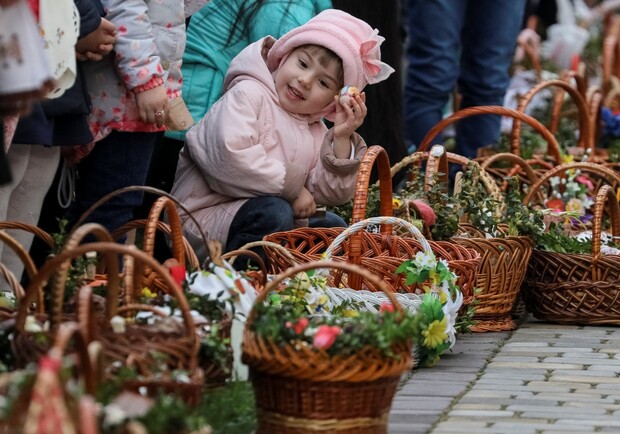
[390,145,536,332]
[242,260,415,434]
[521,165,620,324]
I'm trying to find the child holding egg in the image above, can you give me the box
[170,9,393,261]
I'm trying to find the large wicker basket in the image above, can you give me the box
[264,146,481,304]
[242,260,413,434]
[522,184,620,324]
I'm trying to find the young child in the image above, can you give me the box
[171,9,394,261]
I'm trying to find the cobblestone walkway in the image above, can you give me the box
[389,317,620,434]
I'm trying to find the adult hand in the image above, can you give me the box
[135,85,167,127]
[291,187,316,219]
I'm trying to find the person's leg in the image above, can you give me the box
[403,0,466,152]
[226,196,295,253]
[308,211,347,228]
[0,145,60,280]
[456,0,526,158]
[65,131,158,234]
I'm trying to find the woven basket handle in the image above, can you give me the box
[424,145,449,191]
[480,153,541,185]
[70,185,209,264]
[0,230,38,302]
[0,221,54,248]
[511,79,592,153]
[17,242,197,348]
[51,223,118,330]
[246,260,403,326]
[112,219,200,269]
[416,106,563,165]
[522,162,620,206]
[352,145,394,226]
[591,185,620,269]
[49,321,97,396]
[324,215,433,290]
[140,196,188,287]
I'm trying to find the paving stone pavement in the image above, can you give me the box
[389,316,620,434]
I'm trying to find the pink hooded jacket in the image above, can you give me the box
[171,36,366,258]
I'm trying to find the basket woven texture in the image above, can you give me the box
[242,260,412,434]
[0,321,99,434]
[13,236,203,403]
[391,145,534,331]
[522,170,620,324]
[264,146,481,303]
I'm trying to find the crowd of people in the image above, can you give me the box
[0,0,616,280]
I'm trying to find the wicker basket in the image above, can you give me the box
[242,260,413,434]
[391,145,534,332]
[0,321,99,434]
[13,239,203,403]
[522,177,620,324]
[264,146,481,304]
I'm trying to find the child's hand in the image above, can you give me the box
[135,85,168,127]
[75,18,116,62]
[291,187,316,219]
[333,92,367,142]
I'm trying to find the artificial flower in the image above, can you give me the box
[422,318,448,349]
[313,325,341,350]
[141,287,157,299]
[379,302,395,313]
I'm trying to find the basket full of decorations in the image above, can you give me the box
[242,260,415,434]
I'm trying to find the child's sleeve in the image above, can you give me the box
[102,0,163,92]
[307,129,367,206]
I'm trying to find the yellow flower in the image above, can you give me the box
[342,309,359,318]
[393,197,403,209]
[141,287,157,299]
[562,154,574,164]
[423,284,447,304]
[422,317,448,349]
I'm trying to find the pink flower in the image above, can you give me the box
[313,325,341,350]
[379,302,395,313]
[575,175,594,191]
[287,318,309,335]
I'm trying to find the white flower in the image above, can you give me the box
[414,251,436,269]
[440,286,463,349]
[102,403,126,429]
[110,315,126,334]
[550,176,561,187]
[24,316,42,333]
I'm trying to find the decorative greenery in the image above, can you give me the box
[328,182,381,224]
[399,168,461,241]
[250,271,415,360]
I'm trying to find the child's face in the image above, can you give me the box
[274,47,342,116]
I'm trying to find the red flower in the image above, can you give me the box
[313,325,341,350]
[169,265,186,286]
[287,318,309,334]
[545,198,564,212]
[380,302,395,313]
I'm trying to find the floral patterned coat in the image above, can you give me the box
[82,0,186,142]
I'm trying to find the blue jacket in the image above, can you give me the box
[165,0,332,142]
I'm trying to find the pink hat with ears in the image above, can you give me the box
[267,9,394,120]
